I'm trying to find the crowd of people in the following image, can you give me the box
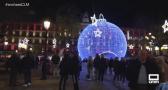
[5,49,168,90]
[83,50,168,90]
[8,52,35,87]
[86,55,127,84]
[7,50,81,90]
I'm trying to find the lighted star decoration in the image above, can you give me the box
[129,44,134,49]
[22,38,29,45]
[66,43,70,48]
[52,38,57,44]
[94,28,102,37]
[18,38,29,49]
[162,20,168,33]
[90,14,98,26]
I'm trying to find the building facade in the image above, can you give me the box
[0,14,148,54]
[0,22,82,53]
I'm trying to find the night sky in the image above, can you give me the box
[0,0,168,29]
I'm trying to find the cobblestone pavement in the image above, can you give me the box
[0,63,130,90]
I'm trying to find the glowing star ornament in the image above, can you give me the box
[129,44,134,49]
[78,14,127,60]
[162,20,168,33]
[18,38,29,49]
[94,28,102,37]
[66,43,70,48]
[22,38,29,45]
[90,14,98,26]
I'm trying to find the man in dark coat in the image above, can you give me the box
[94,54,101,80]
[71,53,80,90]
[113,57,120,81]
[9,53,20,87]
[126,57,141,90]
[59,52,70,90]
[108,58,113,75]
[120,58,127,83]
[98,54,106,82]
[52,53,60,77]
[21,52,34,87]
[41,54,49,80]
[34,55,39,69]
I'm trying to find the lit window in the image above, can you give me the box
[68,34,71,37]
[18,38,21,43]
[4,36,8,41]
[64,32,67,37]
[13,31,15,35]
[26,31,29,36]
[39,39,42,43]
[32,39,35,43]
[47,32,49,37]
[19,31,22,36]
[12,38,15,43]
[33,32,36,36]
[47,39,49,44]
[40,32,42,37]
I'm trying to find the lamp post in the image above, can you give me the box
[43,20,51,53]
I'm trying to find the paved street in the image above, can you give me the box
[0,63,130,90]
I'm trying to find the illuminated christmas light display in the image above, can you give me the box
[129,44,134,49]
[66,43,70,48]
[18,37,29,49]
[52,38,57,48]
[162,20,168,33]
[22,38,29,45]
[77,14,127,60]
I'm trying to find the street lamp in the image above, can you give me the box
[66,43,70,48]
[44,20,50,30]
[43,20,51,52]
